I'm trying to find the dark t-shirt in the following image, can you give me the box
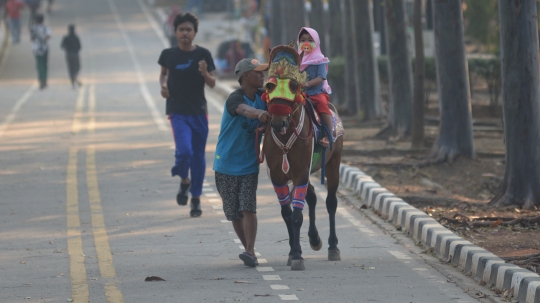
[158,46,215,115]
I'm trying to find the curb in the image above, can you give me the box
[338,164,540,303]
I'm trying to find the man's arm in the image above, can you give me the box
[235,104,272,122]
[159,66,169,98]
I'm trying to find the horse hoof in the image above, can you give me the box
[328,249,341,261]
[291,259,305,271]
[287,255,293,266]
[310,236,323,251]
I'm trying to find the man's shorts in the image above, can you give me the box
[215,172,258,221]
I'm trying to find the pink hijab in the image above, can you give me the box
[297,27,331,94]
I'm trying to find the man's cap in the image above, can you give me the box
[235,58,268,80]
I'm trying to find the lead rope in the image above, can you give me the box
[270,106,305,174]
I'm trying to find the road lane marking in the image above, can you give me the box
[86,84,125,302]
[271,285,289,290]
[256,267,274,272]
[66,147,90,302]
[106,0,167,132]
[262,275,281,281]
[87,146,120,280]
[88,84,96,132]
[279,294,299,301]
[0,85,37,138]
[389,250,413,260]
[72,86,87,135]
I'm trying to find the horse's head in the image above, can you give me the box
[261,43,307,135]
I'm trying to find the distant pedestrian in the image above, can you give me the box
[5,0,24,43]
[45,0,52,13]
[213,58,270,267]
[30,13,50,89]
[60,24,82,88]
[24,0,39,29]
[185,0,203,17]
[157,12,216,217]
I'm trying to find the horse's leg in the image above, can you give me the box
[281,203,295,265]
[306,183,322,251]
[290,182,308,270]
[326,152,341,261]
[272,182,295,265]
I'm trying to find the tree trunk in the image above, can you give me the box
[429,0,474,162]
[309,0,326,54]
[348,0,362,117]
[328,0,342,57]
[411,0,425,148]
[489,0,540,209]
[339,0,354,114]
[270,0,283,46]
[283,0,305,44]
[354,0,383,121]
[385,0,413,136]
[375,0,387,55]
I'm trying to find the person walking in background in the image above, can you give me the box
[185,0,203,17]
[5,0,24,43]
[45,0,52,13]
[158,12,215,217]
[60,24,81,88]
[24,0,39,29]
[214,58,270,267]
[30,14,50,89]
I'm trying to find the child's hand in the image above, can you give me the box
[303,82,310,88]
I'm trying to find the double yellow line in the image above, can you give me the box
[66,85,124,302]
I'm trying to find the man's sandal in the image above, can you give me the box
[239,252,259,267]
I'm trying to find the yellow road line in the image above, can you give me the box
[66,147,90,302]
[86,84,125,303]
[72,86,87,135]
[88,84,96,132]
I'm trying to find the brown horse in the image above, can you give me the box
[261,44,344,270]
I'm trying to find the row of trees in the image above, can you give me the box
[266,0,540,209]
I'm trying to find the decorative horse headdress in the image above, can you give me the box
[262,43,307,115]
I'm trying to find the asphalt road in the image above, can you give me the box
[0,0,486,302]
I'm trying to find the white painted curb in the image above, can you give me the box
[339,164,540,303]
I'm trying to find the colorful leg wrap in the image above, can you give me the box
[273,184,290,205]
[292,184,308,210]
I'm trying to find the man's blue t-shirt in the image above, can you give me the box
[213,89,266,176]
[303,63,328,96]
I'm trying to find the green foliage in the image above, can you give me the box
[463,0,499,54]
